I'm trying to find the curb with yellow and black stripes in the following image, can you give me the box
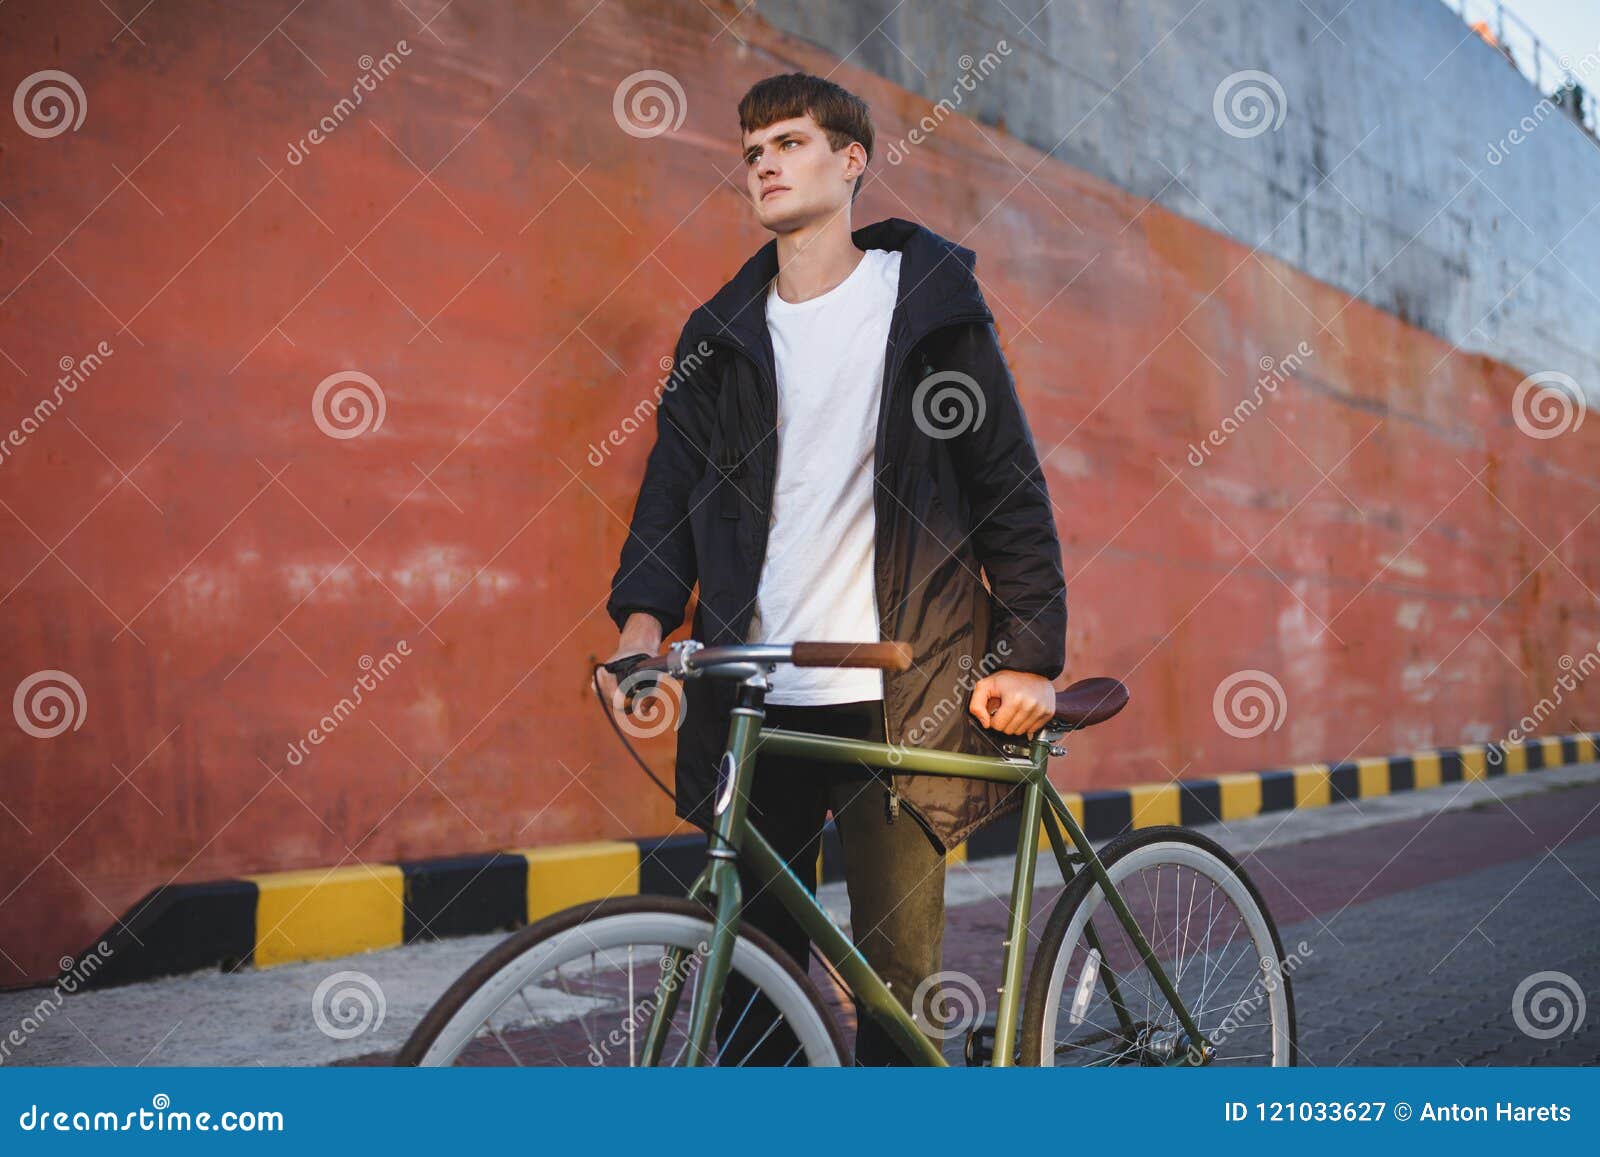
[62,731,1600,989]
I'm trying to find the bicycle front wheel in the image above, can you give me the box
[1020,826,1298,1067]
[397,895,847,1066]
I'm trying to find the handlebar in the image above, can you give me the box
[599,641,1050,741]
[604,639,912,684]
[600,640,911,714]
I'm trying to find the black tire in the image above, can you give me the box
[1019,825,1299,1067]
[396,895,849,1066]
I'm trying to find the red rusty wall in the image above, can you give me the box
[2,0,1596,984]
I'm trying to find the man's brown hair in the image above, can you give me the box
[738,72,874,202]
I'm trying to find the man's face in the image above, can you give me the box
[741,113,863,232]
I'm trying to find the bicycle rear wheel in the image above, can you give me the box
[1020,826,1298,1067]
[397,895,847,1066]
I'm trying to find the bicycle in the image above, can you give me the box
[398,639,1297,1067]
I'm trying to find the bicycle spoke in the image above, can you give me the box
[719,987,763,1059]
[1174,882,1227,994]
[670,961,706,1066]
[554,957,604,1059]
[1194,938,1272,1022]
[490,1024,525,1067]
[729,1013,786,1067]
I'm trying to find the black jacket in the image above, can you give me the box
[606,217,1067,850]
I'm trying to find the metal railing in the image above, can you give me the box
[1440,0,1599,137]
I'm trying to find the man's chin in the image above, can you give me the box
[755,200,800,230]
[756,202,833,236]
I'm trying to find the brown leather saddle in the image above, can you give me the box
[981,675,1129,743]
[1046,676,1129,732]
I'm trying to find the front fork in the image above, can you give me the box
[1034,770,1211,1065]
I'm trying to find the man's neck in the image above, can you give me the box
[771,211,864,305]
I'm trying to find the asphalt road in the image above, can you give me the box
[931,770,1600,1065]
[3,763,1597,1067]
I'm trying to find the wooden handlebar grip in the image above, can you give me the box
[790,641,913,671]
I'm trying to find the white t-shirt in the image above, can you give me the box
[746,246,902,705]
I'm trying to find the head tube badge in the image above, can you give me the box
[713,751,737,815]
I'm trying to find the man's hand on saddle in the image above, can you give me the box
[969,669,1057,735]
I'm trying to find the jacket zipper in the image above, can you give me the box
[871,307,993,824]
[699,304,994,828]
[870,307,992,736]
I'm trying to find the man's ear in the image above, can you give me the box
[842,140,867,185]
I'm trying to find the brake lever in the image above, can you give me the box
[602,652,652,677]
[600,652,660,713]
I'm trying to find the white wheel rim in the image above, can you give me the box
[416,910,842,1066]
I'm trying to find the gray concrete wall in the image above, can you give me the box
[758,0,1600,399]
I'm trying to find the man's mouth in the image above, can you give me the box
[762,186,789,201]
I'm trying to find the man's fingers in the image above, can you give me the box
[970,677,996,726]
[992,691,1053,735]
[981,691,1019,733]
[970,674,1059,736]
[597,670,627,715]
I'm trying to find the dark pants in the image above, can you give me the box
[709,699,948,1065]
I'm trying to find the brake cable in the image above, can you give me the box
[591,660,677,802]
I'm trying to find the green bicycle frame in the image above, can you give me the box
[640,685,1210,1067]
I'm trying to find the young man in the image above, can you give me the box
[601,72,1067,1064]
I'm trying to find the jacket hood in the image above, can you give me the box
[681,216,991,356]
